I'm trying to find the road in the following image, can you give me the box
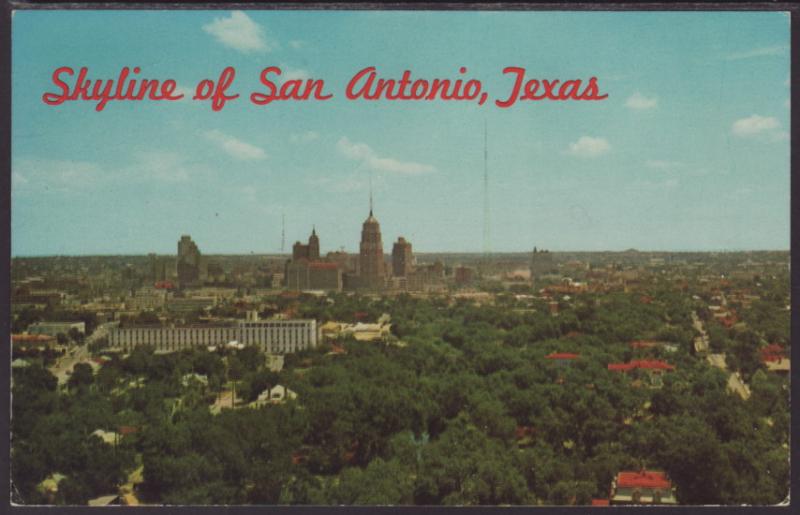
[691,311,710,354]
[210,387,244,414]
[49,322,115,385]
[692,310,750,400]
[727,372,751,400]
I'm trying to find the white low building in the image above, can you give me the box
[28,321,85,337]
[251,384,298,407]
[107,318,317,354]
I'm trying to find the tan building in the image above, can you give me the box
[166,296,216,315]
[292,228,320,261]
[177,235,202,288]
[392,237,413,277]
[358,207,385,290]
[285,228,343,292]
[286,260,342,292]
[127,287,168,311]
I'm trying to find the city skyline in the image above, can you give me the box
[10,199,794,257]
[12,10,791,256]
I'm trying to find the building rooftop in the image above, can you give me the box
[608,360,675,372]
[11,333,56,343]
[616,470,672,489]
[760,343,786,363]
[545,352,580,360]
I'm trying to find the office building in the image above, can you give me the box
[177,235,202,288]
[107,317,317,354]
[358,207,385,289]
[392,237,413,277]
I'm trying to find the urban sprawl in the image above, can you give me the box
[10,206,791,506]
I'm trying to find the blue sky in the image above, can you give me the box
[11,10,790,255]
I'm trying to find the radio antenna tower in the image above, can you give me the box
[281,212,285,253]
[483,119,490,258]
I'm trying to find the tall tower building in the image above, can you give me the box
[177,235,201,287]
[530,247,555,279]
[359,206,385,289]
[292,228,320,261]
[308,227,320,260]
[392,237,413,277]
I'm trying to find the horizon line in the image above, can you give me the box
[11,248,791,259]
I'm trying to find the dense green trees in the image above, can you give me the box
[12,364,134,505]
[11,289,789,505]
[68,363,94,390]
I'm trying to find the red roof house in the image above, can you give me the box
[760,344,790,373]
[610,470,677,505]
[616,471,671,489]
[545,352,580,360]
[760,344,785,362]
[630,340,658,349]
[12,333,56,345]
[608,360,675,372]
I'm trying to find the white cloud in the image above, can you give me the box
[337,137,436,175]
[726,45,788,61]
[645,160,684,170]
[731,115,780,137]
[625,92,658,110]
[205,130,267,160]
[12,152,196,194]
[278,65,311,84]
[290,131,319,143]
[12,158,103,193]
[130,151,191,182]
[289,40,306,50]
[202,11,271,53]
[567,136,610,158]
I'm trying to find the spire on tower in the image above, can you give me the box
[369,173,374,216]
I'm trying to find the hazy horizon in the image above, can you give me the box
[11,247,792,259]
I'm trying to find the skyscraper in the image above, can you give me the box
[392,237,413,277]
[359,207,385,289]
[285,228,343,292]
[308,227,320,260]
[177,235,201,287]
[530,247,555,279]
[292,227,320,261]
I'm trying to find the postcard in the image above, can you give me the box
[7,6,792,507]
